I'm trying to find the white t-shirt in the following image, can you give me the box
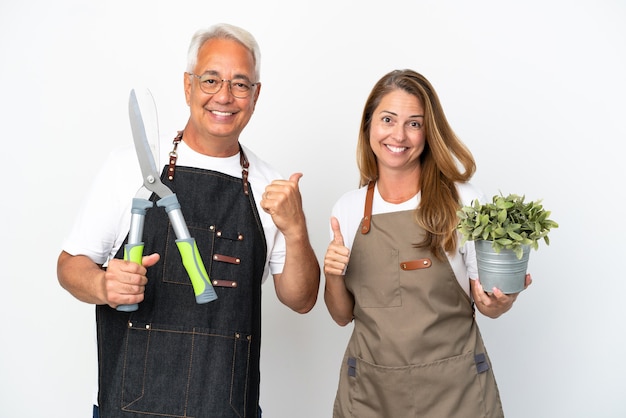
[62,133,286,281]
[330,182,486,296]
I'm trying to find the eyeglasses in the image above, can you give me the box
[188,72,258,98]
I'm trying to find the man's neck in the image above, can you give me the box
[182,122,240,157]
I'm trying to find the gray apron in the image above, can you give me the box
[333,182,504,418]
[96,143,266,418]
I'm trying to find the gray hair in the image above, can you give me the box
[186,23,261,82]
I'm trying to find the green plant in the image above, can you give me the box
[457,193,559,259]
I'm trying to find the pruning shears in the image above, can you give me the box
[116,89,218,312]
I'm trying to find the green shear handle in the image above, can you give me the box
[117,197,153,312]
[157,194,217,304]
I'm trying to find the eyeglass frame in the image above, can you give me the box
[187,72,260,99]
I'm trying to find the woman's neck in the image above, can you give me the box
[376,174,420,204]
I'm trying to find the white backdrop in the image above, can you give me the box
[1,0,625,417]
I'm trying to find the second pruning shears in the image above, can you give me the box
[117,89,218,312]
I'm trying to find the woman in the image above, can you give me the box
[324,69,531,418]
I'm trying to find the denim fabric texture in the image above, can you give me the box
[96,161,266,417]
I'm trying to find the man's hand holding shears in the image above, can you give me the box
[103,253,160,308]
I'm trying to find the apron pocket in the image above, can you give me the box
[163,223,246,289]
[347,351,489,418]
[354,248,402,308]
[121,321,252,417]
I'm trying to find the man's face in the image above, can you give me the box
[184,38,260,148]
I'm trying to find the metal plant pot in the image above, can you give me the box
[475,240,530,294]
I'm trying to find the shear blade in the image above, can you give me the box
[129,89,173,198]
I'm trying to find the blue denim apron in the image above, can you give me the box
[96,145,266,418]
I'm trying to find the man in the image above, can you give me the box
[57,23,320,418]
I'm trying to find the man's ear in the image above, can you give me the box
[252,82,261,108]
[184,72,192,106]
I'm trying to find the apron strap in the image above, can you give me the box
[167,130,250,195]
[360,181,376,234]
[240,144,250,196]
[167,131,183,181]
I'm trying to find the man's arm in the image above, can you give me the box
[260,173,320,313]
[273,232,320,314]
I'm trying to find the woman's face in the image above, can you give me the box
[369,89,426,176]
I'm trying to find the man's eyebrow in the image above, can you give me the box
[200,70,253,82]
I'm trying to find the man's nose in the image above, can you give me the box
[213,80,234,101]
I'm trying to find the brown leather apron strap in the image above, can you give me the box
[240,144,250,196]
[167,131,183,181]
[400,258,432,270]
[361,181,376,234]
